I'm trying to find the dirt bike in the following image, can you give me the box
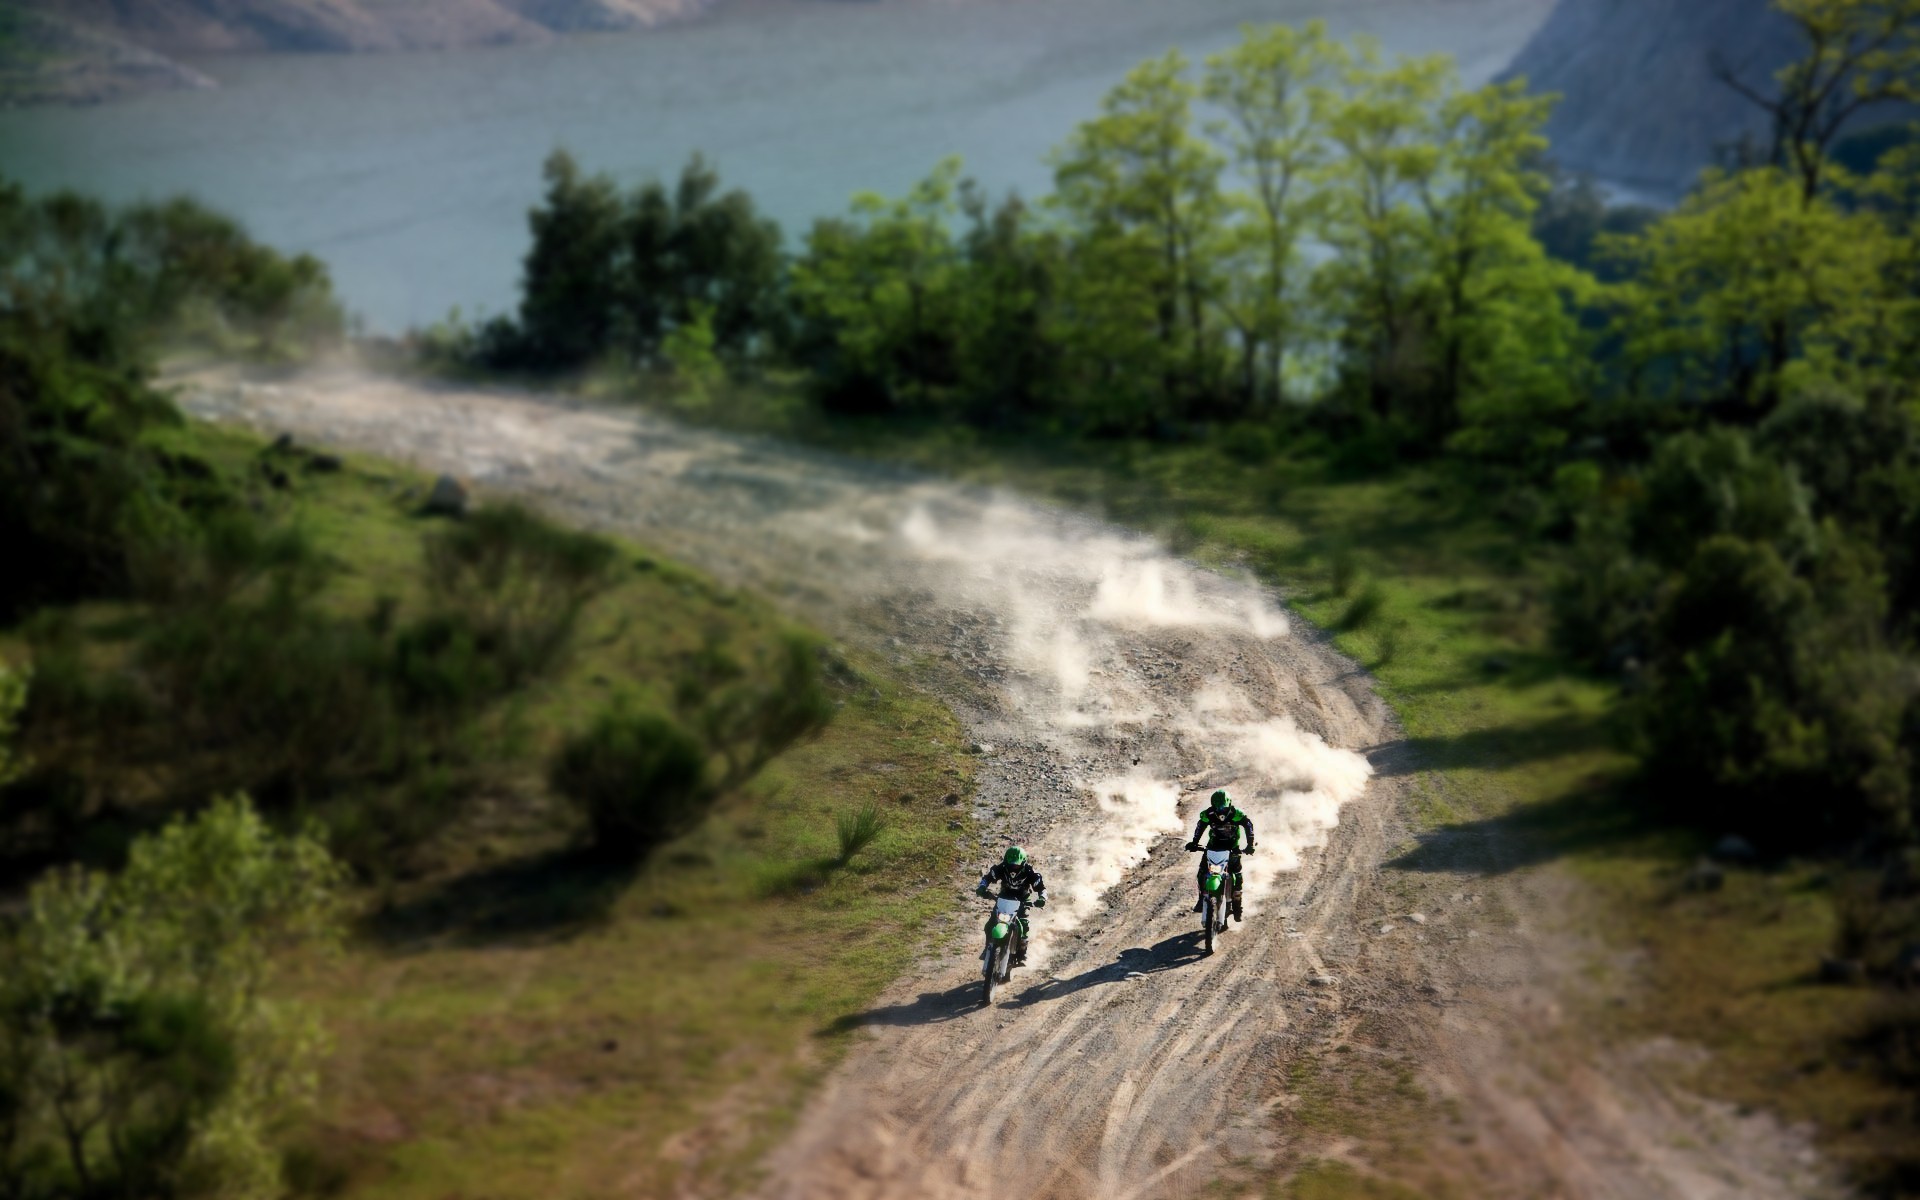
[1192,847,1237,955]
[980,895,1025,1005]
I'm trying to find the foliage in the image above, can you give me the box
[1606,166,1913,410]
[790,160,967,413]
[420,502,618,684]
[0,328,227,622]
[673,629,836,792]
[0,181,343,367]
[0,664,27,790]
[1552,419,1918,845]
[503,151,782,372]
[548,702,712,861]
[1047,50,1227,427]
[0,795,346,1198]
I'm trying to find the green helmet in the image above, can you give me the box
[1210,790,1231,810]
[1003,846,1027,866]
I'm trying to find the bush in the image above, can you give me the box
[676,630,836,790]
[422,503,618,684]
[550,704,712,861]
[0,796,345,1198]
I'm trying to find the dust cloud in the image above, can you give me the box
[892,499,1372,947]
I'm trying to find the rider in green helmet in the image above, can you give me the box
[976,845,1048,966]
[1186,790,1255,921]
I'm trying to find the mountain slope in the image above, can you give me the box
[2,0,713,104]
[1500,0,1802,193]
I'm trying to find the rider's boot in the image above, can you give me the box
[1232,874,1244,921]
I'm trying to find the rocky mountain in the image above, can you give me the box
[1,0,714,104]
[1500,0,1804,193]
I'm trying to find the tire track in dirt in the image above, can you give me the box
[174,367,1839,1200]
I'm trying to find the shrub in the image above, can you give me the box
[0,663,26,788]
[834,801,888,866]
[550,703,712,861]
[677,629,837,790]
[422,504,618,684]
[0,796,345,1198]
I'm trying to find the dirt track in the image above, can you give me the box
[175,369,1837,1199]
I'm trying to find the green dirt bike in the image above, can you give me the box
[1191,847,1238,955]
[980,895,1027,1005]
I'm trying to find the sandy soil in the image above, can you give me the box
[172,367,1839,1199]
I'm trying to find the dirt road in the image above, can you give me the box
[175,369,1836,1199]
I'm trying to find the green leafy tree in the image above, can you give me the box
[1202,21,1346,408]
[661,300,724,407]
[0,796,346,1197]
[791,159,966,412]
[1608,166,1909,409]
[951,187,1065,427]
[1049,51,1226,426]
[516,150,627,369]
[1713,0,1920,202]
[620,155,784,365]
[1315,47,1452,426]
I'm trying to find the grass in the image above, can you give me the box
[2,417,978,1198]
[596,374,1913,1190]
[835,800,889,866]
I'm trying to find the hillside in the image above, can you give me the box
[1500,0,1802,193]
[1,0,713,104]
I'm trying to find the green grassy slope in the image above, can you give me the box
[2,417,978,1198]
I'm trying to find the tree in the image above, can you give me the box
[515,150,627,369]
[1316,46,1453,427]
[1049,51,1225,425]
[1202,21,1347,408]
[1713,0,1920,203]
[619,155,784,366]
[1607,166,1907,410]
[790,159,966,412]
[0,796,346,1197]
[949,186,1065,427]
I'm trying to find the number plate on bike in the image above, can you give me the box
[994,897,1022,916]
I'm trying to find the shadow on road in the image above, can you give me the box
[1006,930,1211,1009]
[817,979,987,1034]
[815,930,1216,1033]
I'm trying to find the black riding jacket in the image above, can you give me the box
[1193,804,1255,852]
[979,861,1048,901]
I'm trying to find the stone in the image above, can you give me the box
[1711,834,1758,864]
[421,473,469,517]
[1407,913,1427,925]
[1308,974,1338,987]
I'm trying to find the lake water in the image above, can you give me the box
[0,0,1553,332]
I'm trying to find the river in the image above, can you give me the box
[0,0,1553,332]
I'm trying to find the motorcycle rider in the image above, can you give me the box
[1186,789,1255,921]
[976,846,1048,966]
